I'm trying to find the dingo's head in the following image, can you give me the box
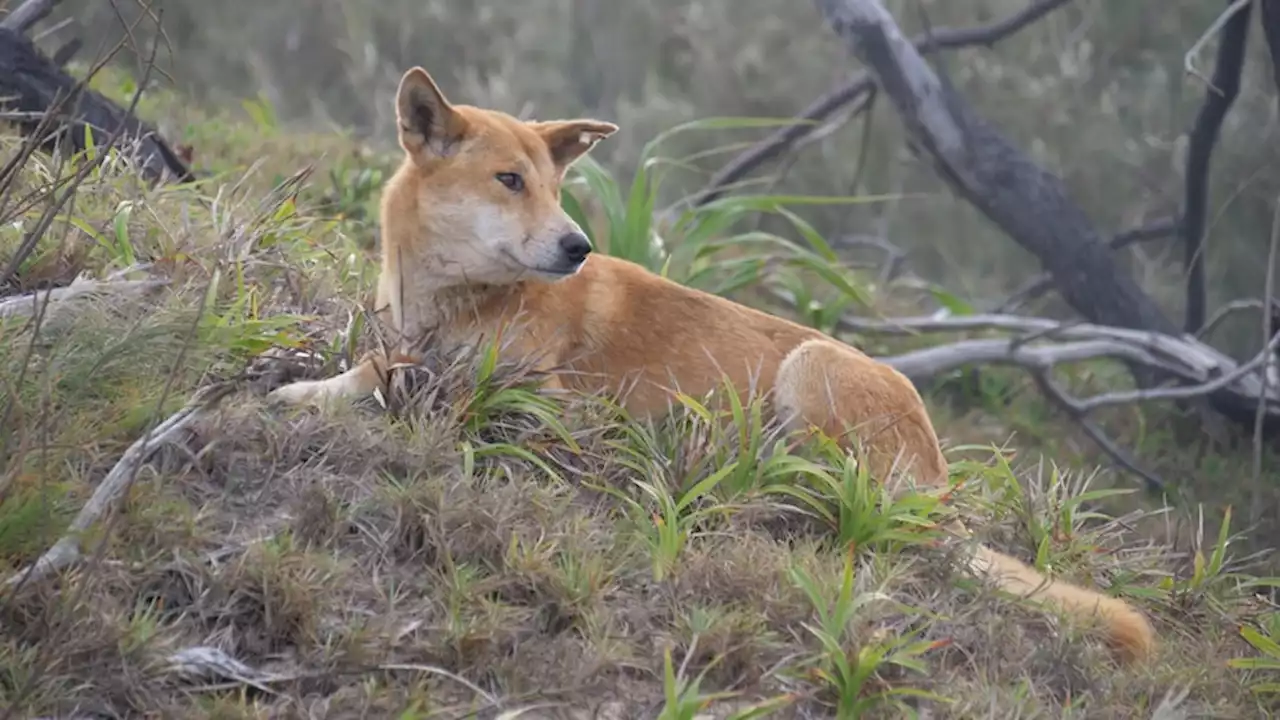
[389,66,618,286]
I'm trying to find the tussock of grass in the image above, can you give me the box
[1,73,1278,718]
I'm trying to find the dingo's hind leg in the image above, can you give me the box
[772,338,948,489]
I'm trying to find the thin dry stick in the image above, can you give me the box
[1197,299,1267,340]
[1032,370,1166,493]
[2,382,238,590]
[1184,0,1255,92]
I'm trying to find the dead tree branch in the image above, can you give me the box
[682,0,1074,211]
[835,312,1271,396]
[812,0,1178,337]
[809,0,1280,434]
[1182,0,1252,334]
[1030,370,1167,493]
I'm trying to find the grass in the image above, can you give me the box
[1,66,1279,718]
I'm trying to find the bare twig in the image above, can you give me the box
[2,382,238,590]
[1197,298,1267,340]
[1031,370,1167,493]
[681,0,1074,211]
[164,647,500,707]
[1183,0,1254,92]
[1183,0,1253,334]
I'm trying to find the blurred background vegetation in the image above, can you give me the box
[46,0,1280,356]
[18,0,1280,549]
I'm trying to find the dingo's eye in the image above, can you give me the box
[495,172,524,192]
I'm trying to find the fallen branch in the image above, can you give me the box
[830,307,1280,488]
[832,311,1241,388]
[845,310,1280,490]
[3,382,238,590]
[165,646,499,706]
[0,267,167,319]
[682,0,1074,210]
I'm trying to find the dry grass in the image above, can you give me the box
[1,68,1279,719]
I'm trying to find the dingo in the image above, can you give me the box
[270,66,1156,664]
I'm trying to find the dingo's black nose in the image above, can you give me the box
[558,232,592,263]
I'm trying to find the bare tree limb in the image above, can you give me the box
[0,23,194,188]
[877,337,1189,382]
[1182,0,1252,334]
[812,0,1180,337]
[1252,195,1280,524]
[681,0,1074,211]
[820,307,1280,413]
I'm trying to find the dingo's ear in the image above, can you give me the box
[396,67,466,160]
[532,120,619,173]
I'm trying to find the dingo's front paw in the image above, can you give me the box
[267,379,327,406]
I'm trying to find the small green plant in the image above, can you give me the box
[591,463,737,583]
[788,549,950,717]
[762,433,949,556]
[560,117,889,311]
[1229,610,1280,702]
[654,645,797,720]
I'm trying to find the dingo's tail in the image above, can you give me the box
[963,539,1156,663]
